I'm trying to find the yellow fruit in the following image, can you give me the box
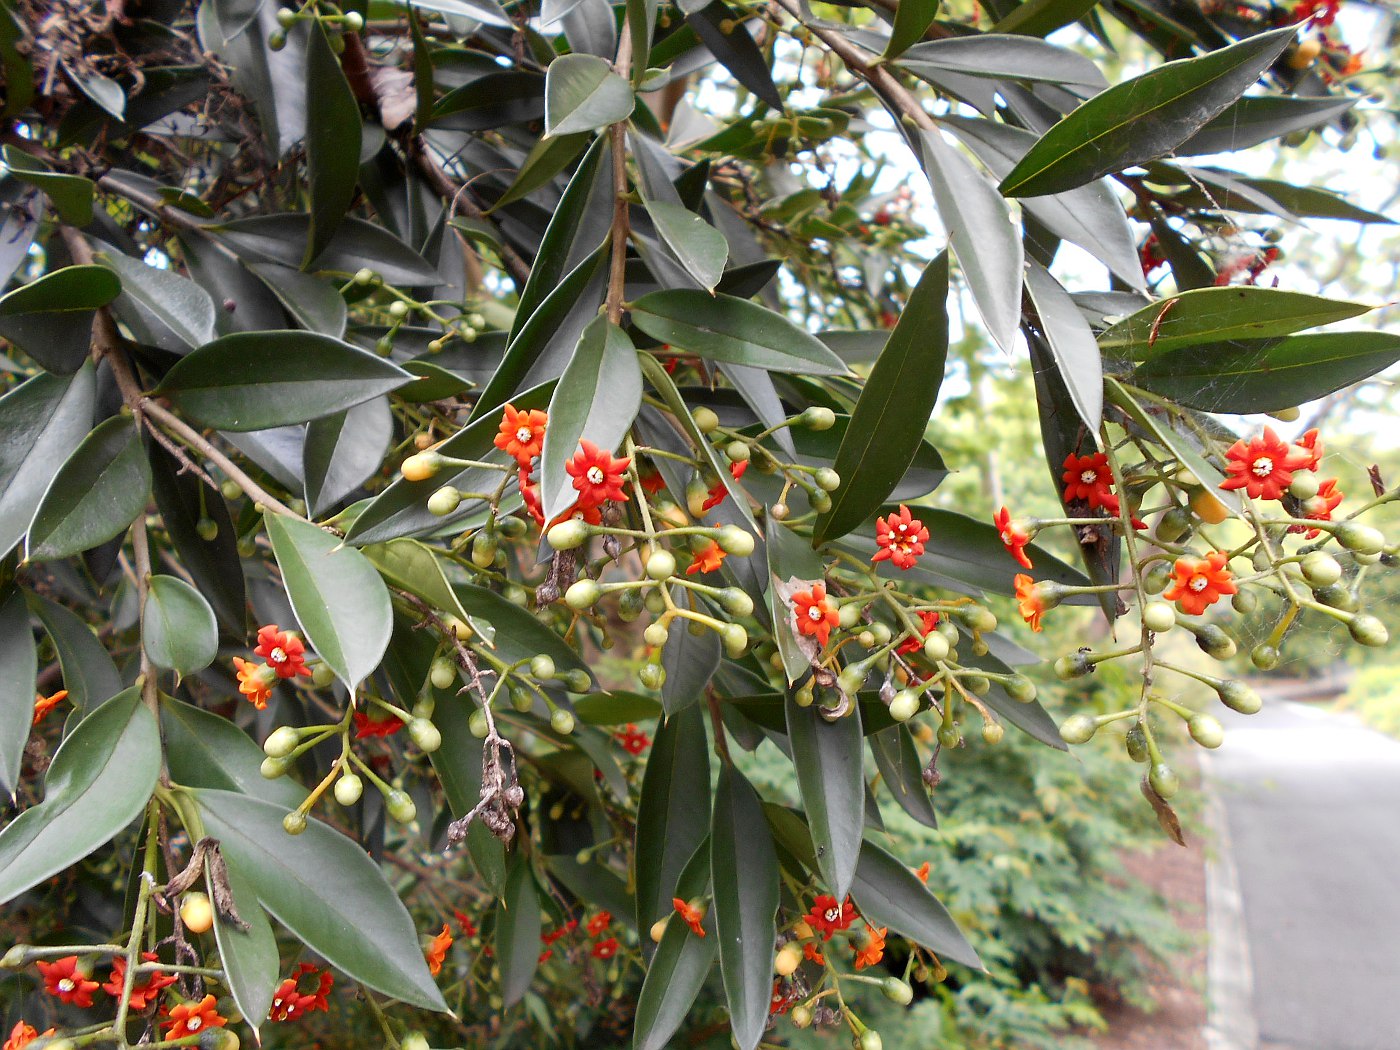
[181,892,214,934]
[1190,488,1230,525]
[1288,37,1322,69]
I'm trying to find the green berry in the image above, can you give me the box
[427,486,462,517]
[268,29,286,49]
[311,661,335,687]
[334,773,364,806]
[693,406,720,433]
[643,622,670,648]
[263,726,300,759]
[1141,601,1176,634]
[981,721,1003,745]
[1125,724,1149,762]
[1141,562,1172,595]
[282,811,307,835]
[1217,680,1262,714]
[1155,507,1192,544]
[388,300,409,320]
[550,709,576,735]
[564,669,591,692]
[343,9,364,30]
[1148,762,1179,799]
[802,406,836,431]
[889,690,919,721]
[722,623,748,657]
[471,532,497,569]
[937,723,961,749]
[922,631,950,662]
[1251,644,1279,671]
[408,718,442,753]
[468,709,489,739]
[1301,551,1342,586]
[646,550,676,580]
[386,790,417,823]
[1059,713,1097,745]
[260,756,292,779]
[353,267,376,286]
[811,490,832,514]
[564,579,602,610]
[1188,713,1224,749]
[1288,471,1319,500]
[1348,613,1389,647]
[1003,674,1037,703]
[195,517,219,541]
[1231,589,1257,614]
[275,5,296,26]
[859,1029,883,1050]
[639,663,666,690]
[401,1035,431,1050]
[547,519,589,550]
[530,654,556,680]
[1054,653,1092,680]
[814,468,841,492]
[881,977,913,1005]
[720,588,754,618]
[430,657,457,690]
[725,440,750,463]
[717,525,755,557]
[790,1004,812,1029]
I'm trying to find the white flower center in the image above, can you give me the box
[896,523,908,533]
[1080,470,1097,484]
[1251,456,1274,478]
[807,607,824,622]
[824,907,841,922]
[516,426,533,444]
[1189,575,1209,592]
[586,466,605,485]
[58,978,74,992]
[269,646,286,663]
[188,1018,202,1032]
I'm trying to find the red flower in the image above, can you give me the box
[871,505,929,570]
[686,541,726,576]
[37,956,100,1007]
[426,924,453,976]
[702,481,727,512]
[673,898,707,938]
[896,611,941,656]
[4,1022,54,1050]
[770,979,797,1015]
[32,689,68,725]
[1139,234,1167,278]
[519,466,545,527]
[804,895,857,940]
[254,625,308,679]
[994,507,1033,570]
[852,924,887,970]
[792,584,839,648]
[615,724,651,755]
[1220,426,1310,501]
[802,941,825,966]
[566,440,631,508]
[1294,428,1323,471]
[545,500,604,532]
[591,937,618,959]
[1292,0,1339,25]
[354,711,404,738]
[586,911,612,937]
[1014,574,1045,633]
[233,657,275,710]
[1163,552,1237,616]
[103,952,177,1011]
[1062,452,1120,514]
[494,404,548,467]
[454,909,478,938]
[1292,477,1344,538]
[640,469,667,494]
[914,861,930,884]
[270,965,333,1021]
[162,995,226,1039]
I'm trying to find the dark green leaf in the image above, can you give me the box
[1,146,94,226]
[546,854,636,930]
[27,416,150,562]
[0,267,114,375]
[631,291,848,375]
[0,0,34,118]
[1176,93,1356,156]
[0,588,37,795]
[1099,286,1373,360]
[786,693,863,900]
[303,397,393,516]
[850,839,981,969]
[363,538,472,624]
[539,318,642,520]
[765,513,825,684]
[0,688,159,905]
[249,262,348,338]
[883,0,938,58]
[195,788,450,1011]
[403,0,512,24]
[635,704,711,929]
[213,858,280,1035]
[869,725,937,829]
[1024,261,1101,429]
[999,27,1295,197]
[573,691,663,725]
[686,1,782,110]
[493,132,592,210]
[218,214,442,285]
[993,0,1098,36]
[813,251,948,545]
[917,132,1021,351]
[96,250,216,349]
[154,330,411,431]
[142,575,217,677]
[265,513,393,690]
[899,35,1106,87]
[160,699,306,809]
[643,200,729,291]
[710,764,779,1050]
[303,20,362,264]
[496,853,543,1006]
[454,580,587,674]
[660,623,721,717]
[27,594,122,715]
[544,53,635,136]
[633,840,716,1050]
[1132,332,1400,413]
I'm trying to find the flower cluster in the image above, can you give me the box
[269,964,333,1022]
[234,624,310,709]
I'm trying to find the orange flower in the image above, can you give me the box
[872,505,929,570]
[269,964,333,1021]
[591,937,618,959]
[914,862,930,884]
[640,469,667,494]
[802,941,825,966]
[586,911,612,937]
[1163,552,1236,616]
[494,404,548,467]
[3,1022,54,1050]
[1062,452,1120,514]
[804,895,857,941]
[1014,574,1045,633]
[353,711,404,738]
[233,657,275,709]
[37,956,100,1007]
[792,583,839,648]
[673,898,707,938]
[254,625,308,678]
[1294,428,1324,471]
[615,724,651,755]
[32,689,68,726]
[545,500,603,531]
[566,440,631,508]
[852,924,887,970]
[162,994,226,1038]
[994,507,1033,570]
[519,466,545,527]
[103,952,177,1011]
[1220,426,1310,501]
[896,611,940,656]
[1292,477,1343,538]
[426,924,453,975]
[702,480,727,512]
[686,541,726,576]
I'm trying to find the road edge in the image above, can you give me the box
[1201,752,1258,1050]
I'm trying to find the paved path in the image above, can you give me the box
[1206,700,1400,1050]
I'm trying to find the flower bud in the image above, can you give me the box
[859,1030,883,1050]
[646,550,677,580]
[769,502,790,521]
[881,977,913,1005]
[719,588,754,618]
[643,622,670,648]
[263,726,301,758]
[1348,613,1389,647]
[260,756,292,779]
[471,532,497,569]
[774,942,802,976]
[282,811,308,835]
[1148,762,1179,799]
[1313,582,1356,611]
[1301,551,1342,586]
[551,709,576,735]
[268,29,286,49]
[1190,488,1229,525]
[429,657,457,690]
[725,440,750,463]
[936,723,960,749]
[1125,724,1149,763]
[889,690,919,722]
[181,892,214,933]
[408,718,442,753]
[353,267,376,286]
[468,709,489,739]
[790,1004,813,1029]
[564,669,591,692]
[1188,713,1224,749]
[564,579,602,610]
[1155,507,1192,544]
[837,663,867,696]
[693,407,720,434]
[1054,653,1092,680]
[957,605,997,633]
[1251,644,1279,671]
[343,10,364,31]
[196,516,219,541]
[546,519,589,551]
[509,686,535,712]
[427,486,461,517]
[639,663,666,690]
[401,1034,431,1050]
[922,631,950,662]
[619,588,645,622]
[650,918,669,943]
[385,790,417,823]
[400,451,443,482]
[838,602,862,629]
[1141,562,1172,594]
[981,721,1004,745]
[1288,471,1320,500]
[530,654,556,680]
[1059,713,1097,745]
[1231,589,1257,614]
[686,479,710,519]
[1141,601,1176,634]
[814,468,841,492]
[1003,675,1037,703]
[794,682,815,707]
[334,773,364,806]
[716,525,755,557]
[1217,680,1261,714]
[0,945,31,969]
[722,624,749,657]
[802,406,836,431]
[1192,623,1237,660]
[1335,522,1384,556]
[811,490,832,513]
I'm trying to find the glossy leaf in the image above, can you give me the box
[160,699,306,809]
[660,622,721,717]
[0,688,160,905]
[884,0,939,58]
[155,330,411,431]
[869,725,937,829]
[304,20,362,264]
[993,0,1098,36]
[249,262,348,338]
[493,132,592,210]
[0,266,119,374]
[635,703,711,929]
[1132,332,1400,413]
[304,397,393,515]
[1098,286,1373,360]
[1024,261,1101,430]
[0,588,36,795]
[786,692,864,900]
[1,145,94,225]
[686,1,782,110]
[96,249,216,349]
[1177,93,1356,156]
[27,416,151,563]
[265,513,392,690]
[218,214,442,285]
[363,538,472,625]
[27,594,122,714]
[544,53,635,137]
[195,789,450,1011]
[539,317,643,520]
[631,291,847,375]
[850,838,982,969]
[917,132,1022,352]
[633,840,716,1050]
[453,580,587,673]
[644,200,729,291]
[813,251,948,545]
[496,853,543,1006]
[573,691,662,725]
[710,764,779,1050]
[213,859,280,1035]
[142,575,218,677]
[899,35,1106,88]
[999,27,1295,197]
